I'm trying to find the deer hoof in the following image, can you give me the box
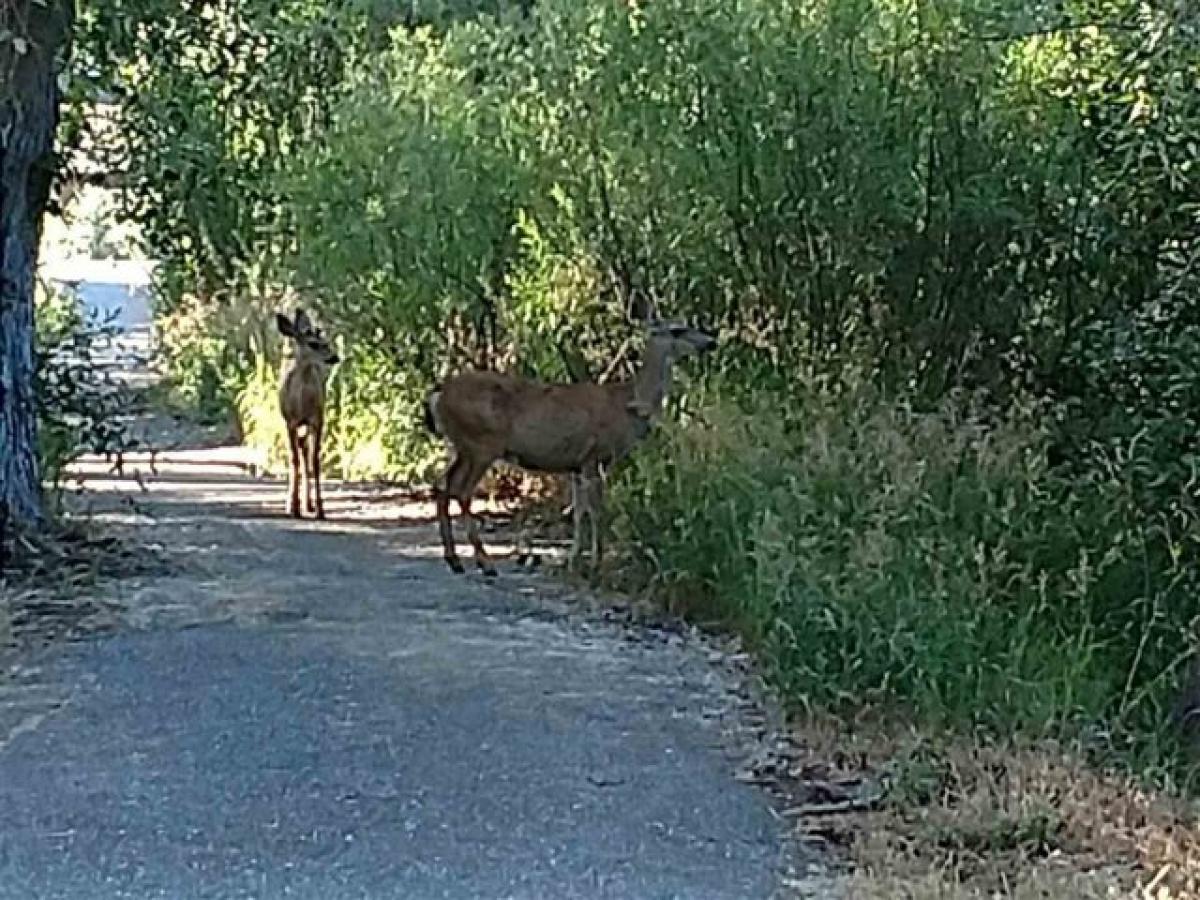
[480,564,498,579]
[446,557,466,575]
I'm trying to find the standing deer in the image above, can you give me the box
[424,320,717,576]
[276,309,339,519]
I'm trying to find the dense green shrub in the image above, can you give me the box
[34,285,138,490]
[609,382,1200,759]
[267,0,1197,450]
[72,0,522,402]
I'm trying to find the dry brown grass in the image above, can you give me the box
[0,519,161,660]
[776,717,1200,899]
[844,867,1126,899]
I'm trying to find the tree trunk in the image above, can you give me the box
[0,1,73,530]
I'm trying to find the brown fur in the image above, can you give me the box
[427,322,716,575]
[276,309,339,519]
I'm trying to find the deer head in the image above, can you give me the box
[627,320,718,419]
[276,308,339,368]
[646,320,718,357]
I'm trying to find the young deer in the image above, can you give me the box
[424,321,717,576]
[276,309,339,519]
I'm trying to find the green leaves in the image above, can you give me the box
[71,1,369,308]
[34,287,139,490]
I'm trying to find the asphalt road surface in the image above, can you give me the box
[0,434,829,898]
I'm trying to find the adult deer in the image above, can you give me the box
[276,308,339,519]
[424,320,717,576]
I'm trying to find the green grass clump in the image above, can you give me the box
[609,384,1200,760]
[236,346,441,483]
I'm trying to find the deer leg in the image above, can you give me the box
[308,422,326,519]
[462,495,498,578]
[456,458,498,578]
[285,425,302,518]
[301,431,314,516]
[571,469,605,571]
[567,472,588,572]
[515,519,538,568]
[297,427,316,518]
[437,456,467,574]
[588,471,606,567]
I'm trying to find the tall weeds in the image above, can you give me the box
[610,384,1200,758]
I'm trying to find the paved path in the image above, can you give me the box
[0,441,818,898]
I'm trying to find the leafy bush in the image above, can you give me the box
[236,342,441,482]
[34,284,139,490]
[609,382,1200,759]
[265,0,1197,446]
[155,297,256,425]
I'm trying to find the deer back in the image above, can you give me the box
[438,372,640,473]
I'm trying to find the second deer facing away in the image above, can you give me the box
[425,321,718,576]
[276,309,339,519]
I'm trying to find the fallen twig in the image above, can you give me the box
[782,785,887,817]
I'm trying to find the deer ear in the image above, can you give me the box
[293,308,312,332]
[276,313,295,337]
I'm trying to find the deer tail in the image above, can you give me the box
[423,390,443,436]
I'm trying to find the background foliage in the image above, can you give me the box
[34,285,137,492]
[70,0,1200,764]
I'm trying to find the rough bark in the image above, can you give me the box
[0,1,73,530]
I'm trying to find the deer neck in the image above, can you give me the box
[282,352,326,384]
[630,338,674,421]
